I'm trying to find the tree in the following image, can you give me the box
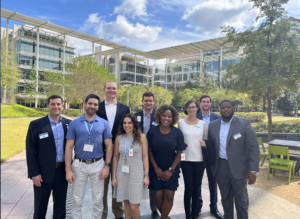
[23,68,41,108]
[148,86,172,107]
[221,0,300,140]
[65,56,116,111]
[43,71,64,98]
[277,90,300,115]
[127,86,147,111]
[1,37,21,102]
[194,77,218,94]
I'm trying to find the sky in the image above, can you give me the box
[1,0,300,57]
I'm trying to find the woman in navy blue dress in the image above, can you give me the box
[147,105,187,219]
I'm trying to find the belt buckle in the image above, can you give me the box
[86,159,93,164]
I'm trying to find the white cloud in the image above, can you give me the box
[79,13,102,32]
[95,15,162,43]
[284,0,300,17]
[113,0,148,18]
[182,0,259,35]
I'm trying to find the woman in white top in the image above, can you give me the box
[178,100,207,219]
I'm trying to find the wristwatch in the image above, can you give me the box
[169,167,175,173]
[105,163,111,167]
[250,171,257,176]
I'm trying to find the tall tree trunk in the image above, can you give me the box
[263,95,266,112]
[267,91,272,141]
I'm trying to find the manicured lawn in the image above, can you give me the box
[252,116,300,127]
[1,118,35,162]
[1,103,48,118]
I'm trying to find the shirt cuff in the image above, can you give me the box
[32,174,41,179]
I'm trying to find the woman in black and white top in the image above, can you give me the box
[178,100,207,219]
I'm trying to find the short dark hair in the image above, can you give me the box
[184,100,200,115]
[142,91,155,100]
[200,95,211,103]
[85,94,100,104]
[220,100,234,107]
[48,95,63,104]
[155,105,179,126]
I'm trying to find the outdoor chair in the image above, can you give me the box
[257,137,268,166]
[267,145,295,185]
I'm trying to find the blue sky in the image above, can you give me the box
[1,0,300,56]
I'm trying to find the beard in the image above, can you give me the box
[85,108,96,116]
[221,112,234,120]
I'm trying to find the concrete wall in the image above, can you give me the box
[256,132,300,143]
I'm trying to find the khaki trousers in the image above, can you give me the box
[101,167,124,219]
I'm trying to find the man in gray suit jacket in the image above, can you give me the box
[207,100,259,219]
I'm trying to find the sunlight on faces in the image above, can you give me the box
[84,98,99,116]
[123,117,134,133]
[142,96,155,111]
[104,82,118,99]
[161,110,172,127]
[186,102,199,116]
[47,98,64,116]
[200,97,211,111]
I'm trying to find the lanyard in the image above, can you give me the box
[84,121,95,143]
[124,136,134,160]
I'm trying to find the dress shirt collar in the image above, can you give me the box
[221,116,234,124]
[79,114,99,122]
[48,114,62,124]
[202,112,210,118]
[105,100,117,106]
[143,109,152,117]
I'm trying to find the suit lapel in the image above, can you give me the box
[112,102,120,130]
[101,101,108,121]
[226,116,237,146]
[216,119,221,154]
[44,116,56,149]
[140,111,144,132]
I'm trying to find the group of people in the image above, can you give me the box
[26,81,260,219]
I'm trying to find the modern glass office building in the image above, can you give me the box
[1,24,75,105]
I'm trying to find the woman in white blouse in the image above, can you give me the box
[178,100,207,219]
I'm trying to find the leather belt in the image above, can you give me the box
[75,156,102,164]
[56,162,64,168]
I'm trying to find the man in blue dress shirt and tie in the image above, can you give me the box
[196,95,223,219]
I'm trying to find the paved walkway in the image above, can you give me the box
[2,149,300,219]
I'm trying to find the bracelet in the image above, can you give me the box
[144,173,149,176]
[112,177,117,180]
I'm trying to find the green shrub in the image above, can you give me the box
[253,123,300,133]
[62,109,81,117]
[1,104,48,118]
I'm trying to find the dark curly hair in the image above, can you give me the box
[116,113,142,144]
[155,105,179,126]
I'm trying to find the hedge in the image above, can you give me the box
[62,109,81,117]
[253,123,300,133]
[1,104,48,118]
[178,112,266,123]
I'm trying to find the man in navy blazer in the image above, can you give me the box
[134,91,159,219]
[26,95,71,219]
[196,95,223,219]
[96,81,130,219]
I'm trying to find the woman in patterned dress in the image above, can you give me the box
[112,113,149,219]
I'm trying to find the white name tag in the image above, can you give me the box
[129,149,133,156]
[83,143,94,152]
[194,125,201,131]
[122,165,130,173]
[137,116,141,122]
[181,153,186,161]
[74,159,79,167]
[39,132,49,139]
[233,133,242,140]
[152,121,158,126]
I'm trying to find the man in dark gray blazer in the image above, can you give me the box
[206,100,259,219]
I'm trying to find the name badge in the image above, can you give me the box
[122,165,130,173]
[233,133,242,140]
[83,142,94,152]
[152,121,158,126]
[137,116,141,122]
[129,148,133,156]
[39,132,49,139]
[74,159,79,167]
[194,125,201,130]
[181,153,186,161]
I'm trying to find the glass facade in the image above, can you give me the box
[16,54,62,70]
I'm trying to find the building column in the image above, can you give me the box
[182,53,184,85]
[165,58,168,89]
[147,58,149,85]
[35,27,40,108]
[62,34,66,101]
[99,45,102,65]
[200,49,203,73]
[92,42,94,58]
[219,47,223,89]
[151,65,154,86]
[115,53,119,85]
[134,54,137,86]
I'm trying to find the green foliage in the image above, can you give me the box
[43,71,64,98]
[253,123,300,133]
[1,104,48,118]
[277,90,300,115]
[62,109,81,117]
[233,112,266,123]
[147,86,172,107]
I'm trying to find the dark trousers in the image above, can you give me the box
[198,162,218,211]
[216,158,248,219]
[181,161,205,219]
[33,165,68,219]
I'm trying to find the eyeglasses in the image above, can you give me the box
[187,106,197,110]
